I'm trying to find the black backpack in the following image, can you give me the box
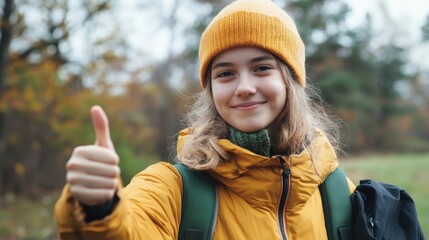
[175,164,425,240]
[351,180,425,240]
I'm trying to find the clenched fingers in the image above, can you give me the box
[69,185,116,206]
[67,158,120,178]
[67,171,119,189]
[72,145,119,165]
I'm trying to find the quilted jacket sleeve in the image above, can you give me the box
[54,162,183,240]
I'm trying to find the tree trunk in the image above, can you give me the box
[0,0,14,196]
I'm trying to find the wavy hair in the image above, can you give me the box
[177,58,339,170]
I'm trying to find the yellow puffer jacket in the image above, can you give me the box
[55,129,355,239]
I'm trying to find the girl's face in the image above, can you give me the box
[210,47,286,132]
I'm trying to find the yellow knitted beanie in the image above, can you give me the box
[199,0,306,88]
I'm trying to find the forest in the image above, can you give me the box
[0,0,429,200]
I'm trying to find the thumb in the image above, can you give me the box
[91,105,114,150]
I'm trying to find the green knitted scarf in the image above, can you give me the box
[228,126,271,157]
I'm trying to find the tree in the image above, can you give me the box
[282,0,412,152]
[0,0,123,197]
[422,14,429,42]
[0,1,14,191]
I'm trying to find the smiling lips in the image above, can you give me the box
[231,101,266,111]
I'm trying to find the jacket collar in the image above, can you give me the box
[177,128,338,207]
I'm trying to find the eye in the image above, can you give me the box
[216,71,234,78]
[254,65,272,72]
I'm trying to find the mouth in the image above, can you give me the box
[231,101,266,110]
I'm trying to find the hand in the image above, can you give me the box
[66,105,120,206]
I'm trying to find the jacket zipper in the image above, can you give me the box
[369,216,375,236]
[278,159,291,240]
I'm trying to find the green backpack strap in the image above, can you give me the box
[319,168,354,240]
[175,163,217,240]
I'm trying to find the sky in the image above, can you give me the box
[345,0,429,33]
[344,0,429,70]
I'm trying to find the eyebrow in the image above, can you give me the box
[211,55,275,70]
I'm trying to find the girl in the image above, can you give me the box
[55,0,355,239]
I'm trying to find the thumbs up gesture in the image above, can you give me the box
[66,106,120,206]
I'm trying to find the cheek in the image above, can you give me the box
[262,81,286,99]
[263,80,287,110]
[212,84,226,111]
[212,84,230,108]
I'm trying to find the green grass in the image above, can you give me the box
[340,153,429,237]
[0,192,59,240]
[0,153,427,239]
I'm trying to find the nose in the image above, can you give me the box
[235,74,256,97]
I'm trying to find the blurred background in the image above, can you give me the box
[0,0,428,239]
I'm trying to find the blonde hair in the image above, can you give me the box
[177,59,339,170]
